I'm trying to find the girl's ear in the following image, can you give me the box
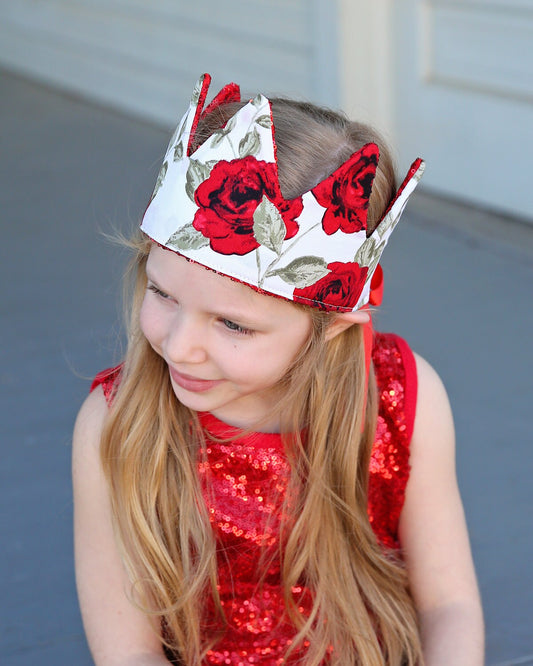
[324,310,371,341]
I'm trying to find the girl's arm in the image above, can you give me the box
[399,354,484,666]
[72,387,171,666]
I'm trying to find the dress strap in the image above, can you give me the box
[388,333,418,444]
[90,365,122,405]
[369,332,418,550]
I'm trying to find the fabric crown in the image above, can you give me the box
[140,73,425,312]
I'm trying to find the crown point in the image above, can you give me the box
[187,74,213,156]
[202,82,241,118]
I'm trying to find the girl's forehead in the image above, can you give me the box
[147,244,302,318]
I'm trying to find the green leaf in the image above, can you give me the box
[268,256,330,288]
[204,160,218,173]
[209,114,238,149]
[255,114,272,129]
[238,127,261,158]
[374,209,396,238]
[367,240,386,275]
[150,160,168,202]
[167,224,210,251]
[354,236,376,267]
[220,116,237,135]
[355,236,387,270]
[176,118,186,143]
[253,196,285,254]
[251,93,263,108]
[210,129,226,148]
[173,141,184,161]
[185,159,211,202]
[224,114,237,133]
[191,75,204,105]
[168,118,186,154]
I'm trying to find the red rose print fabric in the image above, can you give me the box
[312,143,379,236]
[193,157,303,255]
[141,76,425,312]
[293,261,369,310]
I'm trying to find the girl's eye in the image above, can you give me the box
[221,319,254,336]
[148,284,170,300]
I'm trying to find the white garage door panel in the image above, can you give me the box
[424,3,533,102]
[1,0,308,47]
[80,0,307,45]
[394,0,533,221]
[0,0,324,126]
[1,6,309,83]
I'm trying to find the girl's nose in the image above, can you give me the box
[164,314,208,365]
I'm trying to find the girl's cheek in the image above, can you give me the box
[139,297,161,346]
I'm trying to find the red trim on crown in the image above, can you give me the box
[187,73,212,156]
[378,157,423,224]
[369,264,384,307]
[202,82,241,118]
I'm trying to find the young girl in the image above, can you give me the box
[73,74,484,665]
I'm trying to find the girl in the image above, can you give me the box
[73,74,484,665]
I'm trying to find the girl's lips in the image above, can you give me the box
[168,366,224,393]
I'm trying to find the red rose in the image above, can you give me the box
[293,261,369,310]
[193,156,302,255]
[312,143,379,235]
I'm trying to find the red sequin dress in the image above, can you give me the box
[91,332,417,665]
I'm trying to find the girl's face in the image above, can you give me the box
[140,245,313,431]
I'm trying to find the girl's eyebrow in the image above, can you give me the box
[145,268,176,293]
[145,267,160,283]
[146,269,264,326]
[145,272,169,292]
[207,289,268,325]
[207,301,265,327]
[212,309,260,326]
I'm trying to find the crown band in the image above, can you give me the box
[141,73,425,311]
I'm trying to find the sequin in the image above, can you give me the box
[197,333,414,664]
[368,333,413,551]
[91,332,416,664]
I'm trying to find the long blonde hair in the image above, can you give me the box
[100,99,422,664]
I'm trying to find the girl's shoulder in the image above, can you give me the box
[72,364,122,456]
[72,381,110,478]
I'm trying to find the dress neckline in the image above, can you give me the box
[199,412,284,443]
